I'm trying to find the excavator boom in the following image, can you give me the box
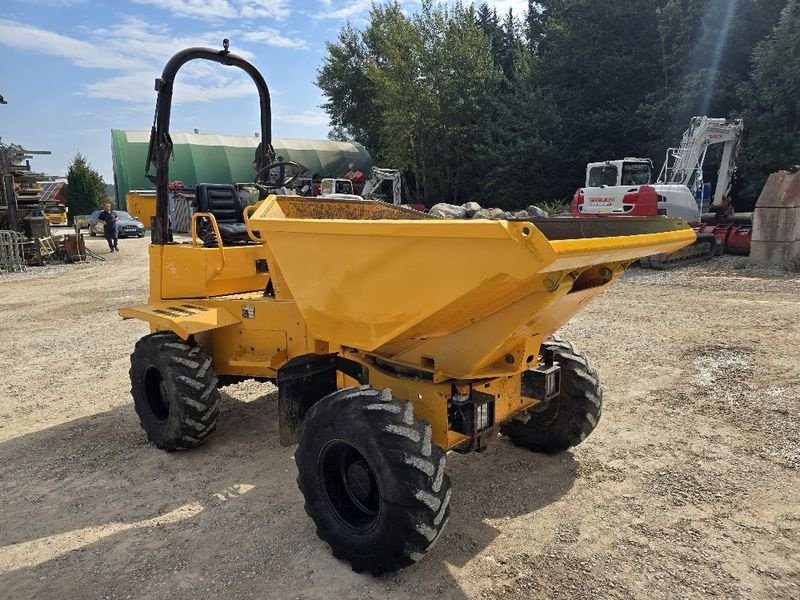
[657,116,744,210]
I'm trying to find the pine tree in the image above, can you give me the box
[65,153,107,223]
[525,0,548,55]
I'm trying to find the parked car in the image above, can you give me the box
[88,210,145,238]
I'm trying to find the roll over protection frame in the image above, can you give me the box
[145,39,275,244]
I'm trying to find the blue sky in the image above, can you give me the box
[0,0,524,183]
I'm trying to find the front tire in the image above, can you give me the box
[296,386,451,574]
[501,337,602,453]
[129,332,220,450]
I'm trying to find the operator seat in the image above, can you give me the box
[195,183,251,245]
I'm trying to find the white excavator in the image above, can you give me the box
[360,167,403,203]
[314,167,404,203]
[572,116,751,268]
[350,167,426,211]
[299,167,426,210]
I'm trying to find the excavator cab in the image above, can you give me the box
[586,162,621,187]
[586,159,652,188]
[620,160,653,186]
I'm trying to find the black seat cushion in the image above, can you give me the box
[217,222,250,242]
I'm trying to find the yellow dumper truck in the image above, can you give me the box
[120,43,696,574]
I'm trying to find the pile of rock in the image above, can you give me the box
[428,202,548,220]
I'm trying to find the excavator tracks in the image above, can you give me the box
[639,233,718,269]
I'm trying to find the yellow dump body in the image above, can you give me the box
[247,196,695,381]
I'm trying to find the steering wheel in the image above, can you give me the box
[253,160,306,193]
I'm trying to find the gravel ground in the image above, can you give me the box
[0,237,798,600]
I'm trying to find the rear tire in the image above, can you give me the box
[129,332,220,450]
[296,386,451,574]
[501,337,602,453]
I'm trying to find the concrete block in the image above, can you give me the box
[752,207,800,242]
[755,170,800,209]
[752,170,800,270]
[749,240,800,266]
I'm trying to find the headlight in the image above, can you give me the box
[448,384,495,436]
[475,402,491,431]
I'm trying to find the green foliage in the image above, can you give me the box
[738,0,800,199]
[318,0,792,208]
[479,51,565,208]
[645,0,786,159]
[537,198,572,216]
[318,24,378,149]
[325,1,502,204]
[65,152,107,222]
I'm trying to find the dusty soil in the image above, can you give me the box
[0,236,798,600]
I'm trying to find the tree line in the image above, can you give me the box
[317,0,800,210]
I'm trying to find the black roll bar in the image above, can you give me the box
[145,40,274,244]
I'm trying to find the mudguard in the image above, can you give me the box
[119,302,240,340]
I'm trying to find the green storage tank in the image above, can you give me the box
[111,130,373,208]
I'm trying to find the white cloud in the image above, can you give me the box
[79,59,258,105]
[239,0,291,20]
[0,19,145,70]
[130,0,238,20]
[176,78,256,102]
[488,0,530,18]
[240,28,310,50]
[85,71,255,103]
[313,1,531,23]
[131,0,292,21]
[313,0,371,21]
[87,17,257,63]
[0,17,309,105]
[83,72,155,103]
[276,111,330,126]
[71,106,153,121]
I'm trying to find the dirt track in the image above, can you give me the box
[1,235,798,600]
